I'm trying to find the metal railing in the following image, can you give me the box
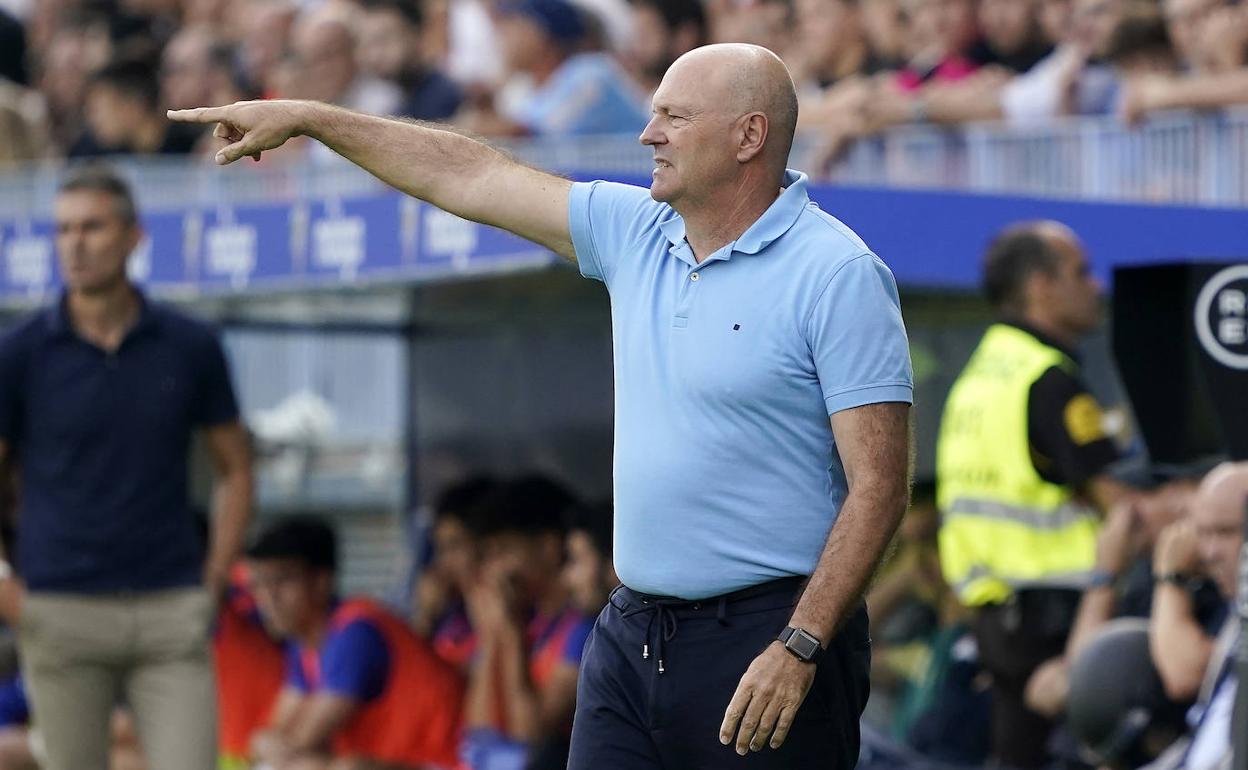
[0,109,1246,213]
[833,109,1248,205]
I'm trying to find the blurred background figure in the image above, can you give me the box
[623,0,707,95]
[893,0,982,90]
[233,0,298,99]
[461,476,593,770]
[789,0,880,100]
[465,0,648,136]
[937,221,1138,770]
[0,165,253,770]
[355,0,463,121]
[1066,463,1248,770]
[159,26,242,112]
[412,475,501,673]
[213,562,286,770]
[247,516,464,770]
[562,502,617,616]
[72,57,203,157]
[1065,619,1188,769]
[288,8,401,115]
[864,483,973,751]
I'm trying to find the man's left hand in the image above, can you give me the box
[719,642,816,755]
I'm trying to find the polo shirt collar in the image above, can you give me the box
[657,168,810,257]
[43,287,161,342]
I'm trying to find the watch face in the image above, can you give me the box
[789,630,820,660]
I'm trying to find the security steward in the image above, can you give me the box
[936,221,1132,769]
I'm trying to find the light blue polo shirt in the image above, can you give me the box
[570,169,913,599]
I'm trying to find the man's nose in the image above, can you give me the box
[639,117,663,146]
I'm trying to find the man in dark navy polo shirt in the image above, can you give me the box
[0,166,253,770]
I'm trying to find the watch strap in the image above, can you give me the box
[1155,571,1194,588]
[777,626,824,663]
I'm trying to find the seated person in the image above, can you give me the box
[1024,476,1223,717]
[1130,462,1247,770]
[865,482,970,744]
[1066,619,1189,769]
[460,477,593,770]
[1147,462,1247,770]
[460,0,649,137]
[561,502,618,617]
[355,0,462,121]
[247,517,464,770]
[214,562,287,770]
[413,476,502,673]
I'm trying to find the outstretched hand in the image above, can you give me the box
[167,99,310,165]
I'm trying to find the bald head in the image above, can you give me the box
[666,44,798,170]
[1193,461,1248,598]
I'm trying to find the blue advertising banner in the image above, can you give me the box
[0,176,1243,301]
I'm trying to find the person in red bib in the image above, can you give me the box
[214,562,286,770]
[412,476,503,675]
[245,517,465,770]
[460,477,594,770]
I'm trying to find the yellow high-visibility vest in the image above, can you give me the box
[936,324,1101,607]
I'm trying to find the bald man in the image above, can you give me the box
[937,220,1132,768]
[1146,463,1248,770]
[171,44,913,770]
[1151,463,1248,698]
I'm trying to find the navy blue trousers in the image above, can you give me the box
[568,577,871,770]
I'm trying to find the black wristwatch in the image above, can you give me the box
[1155,572,1196,590]
[777,626,824,663]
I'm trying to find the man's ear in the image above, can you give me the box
[124,222,144,254]
[1022,269,1053,313]
[736,112,769,163]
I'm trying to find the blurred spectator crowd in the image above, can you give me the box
[0,0,1246,172]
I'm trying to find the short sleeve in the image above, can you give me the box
[1027,367,1120,485]
[567,180,662,287]
[284,644,310,692]
[191,329,240,427]
[320,619,391,703]
[0,329,28,445]
[807,254,914,415]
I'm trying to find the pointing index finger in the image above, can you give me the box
[167,106,229,124]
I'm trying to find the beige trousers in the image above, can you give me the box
[18,588,218,770]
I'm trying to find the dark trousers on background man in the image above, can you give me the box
[972,588,1081,770]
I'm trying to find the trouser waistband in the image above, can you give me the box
[612,576,809,675]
